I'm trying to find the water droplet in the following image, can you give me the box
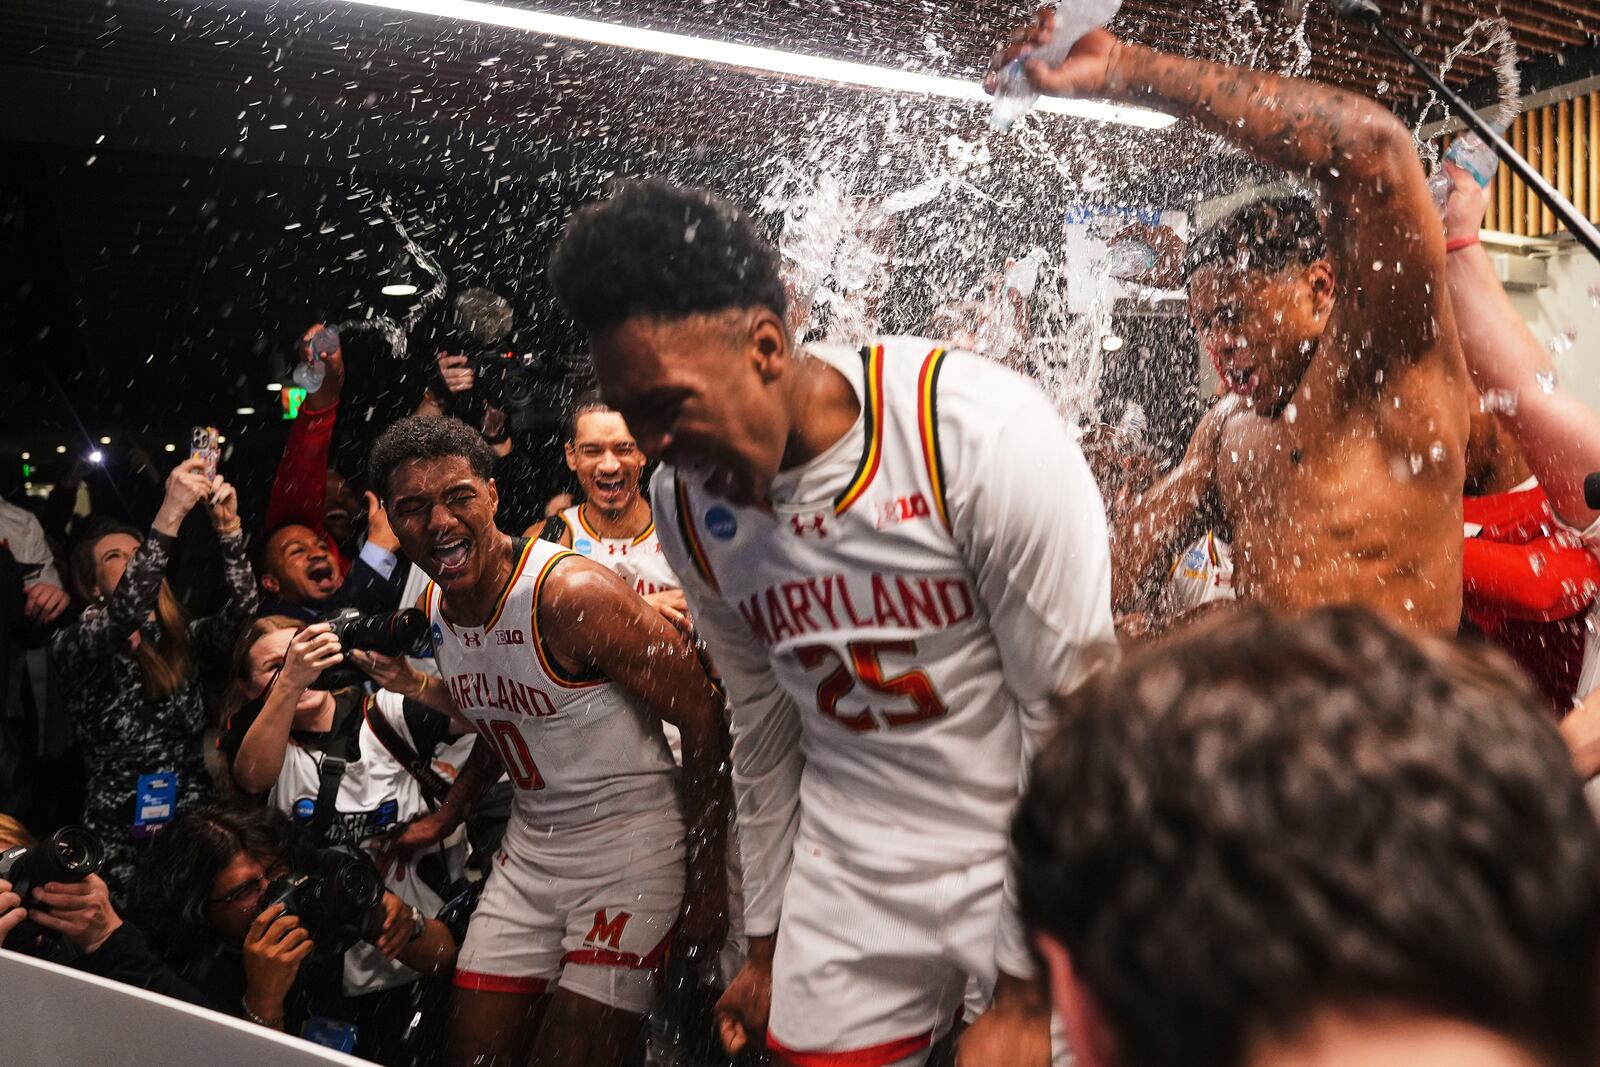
[1284,402,1297,423]
[1536,370,1558,395]
[1529,553,1546,576]
[1409,452,1424,476]
[1548,327,1577,355]
[1428,440,1446,463]
[1589,284,1600,310]
[1480,388,1518,416]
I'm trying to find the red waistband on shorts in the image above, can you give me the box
[766,1029,934,1067]
[452,969,552,994]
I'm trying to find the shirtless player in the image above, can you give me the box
[360,415,728,1067]
[548,178,1114,1067]
[992,13,1470,631]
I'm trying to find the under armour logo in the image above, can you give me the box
[462,631,483,648]
[790,513,828,538]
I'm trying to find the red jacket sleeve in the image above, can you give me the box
[1463,534,1600,623]
[264,400,348,575]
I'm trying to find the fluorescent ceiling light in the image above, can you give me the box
[381,282,421,296]
[334,0,1176,130]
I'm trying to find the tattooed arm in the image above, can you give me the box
[993,18,1452,384]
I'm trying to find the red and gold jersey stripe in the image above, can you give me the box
[481,537,538,633]
[577,503,655,546]
[529,550,607,689]
[916,346,952,532]
[575,504,603,540]
[673,477,720,594]
[834,344,886,516]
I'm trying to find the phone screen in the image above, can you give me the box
[190,426,220,481]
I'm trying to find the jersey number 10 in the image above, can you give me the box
[475,718,546,791]
[794,639,949,732]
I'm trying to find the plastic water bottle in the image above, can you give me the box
[1429,126,1505,214]
[1106,240,1157,280]
[1004,247,1048,297]
[990,0,1123,132]
[292,355,326,392]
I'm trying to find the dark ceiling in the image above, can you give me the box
[2,0,1596,491]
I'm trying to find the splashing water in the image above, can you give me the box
[329,199,447,361]
[1412,18,1520,167]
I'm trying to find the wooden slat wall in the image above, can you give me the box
[1476,92,1600,236]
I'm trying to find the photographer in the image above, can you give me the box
[0,814,208,1003]
[128,799,447,1063]
[413,290,568,535]
[261,323,407,623]
[221,615,461,1059]
[48,458,258,895]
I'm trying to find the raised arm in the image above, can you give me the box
[228,624,343,795]
[1111,402,1228,612]
[1440,164,1600,527]
[540,557,731,961]
[997,19,1450,377]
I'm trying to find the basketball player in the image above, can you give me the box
[360,415,729,1067]
[992,14,1470,632]
[546,395,689,629]
[547,179,1115,1067]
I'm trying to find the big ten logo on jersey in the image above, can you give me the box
[584,908,631,950]
[448,671,557,718]
[874,493,933,530]
[494,627,525,646]
[291,797,399,845]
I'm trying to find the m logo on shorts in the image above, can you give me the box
[585,909,632,950]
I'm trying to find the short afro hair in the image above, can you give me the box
[368,415,496,501]
[1183,195,1328,281]
[547,177,788,334]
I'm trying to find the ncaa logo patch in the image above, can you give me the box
[292,797,316,821]
[574,538,595,556]
[431,622,444,647]
[705,506,737,541]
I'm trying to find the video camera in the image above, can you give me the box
[437,288,571,434]
[312,607,431,691]
[0,826,104,955]
[263,846,386,956]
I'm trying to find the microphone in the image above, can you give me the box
[1584,472,1600,511]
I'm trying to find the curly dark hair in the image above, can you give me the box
[367,414,496,502]
[128,800,314,955]
[1015,605,1600,1067]
[1183,195,1328,280]
[547,177,788,335]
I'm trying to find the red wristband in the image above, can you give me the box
[1446,234,1480,253]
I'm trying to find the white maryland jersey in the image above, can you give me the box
[653,337,1114,944]
[1163,530,1236,616]
[561,504,682,597]
[423,537,683,846]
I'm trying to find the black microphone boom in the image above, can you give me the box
[1327,0,1600,262]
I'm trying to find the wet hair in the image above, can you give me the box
[128,801,314,954]
[1015,605,1600,1067]
[367,415,496,502]
[1182,196,1328,281]
[565,390,613,442]
[547,177,788,334]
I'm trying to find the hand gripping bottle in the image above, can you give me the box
[990,0,1123,132]
[1429,126,1506,215]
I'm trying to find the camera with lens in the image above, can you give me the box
[438,288,572,435]
[263,846,386,956]
[312,607,431,691]
[0,826,104,955]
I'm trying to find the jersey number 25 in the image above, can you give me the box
[794,639,948,732]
